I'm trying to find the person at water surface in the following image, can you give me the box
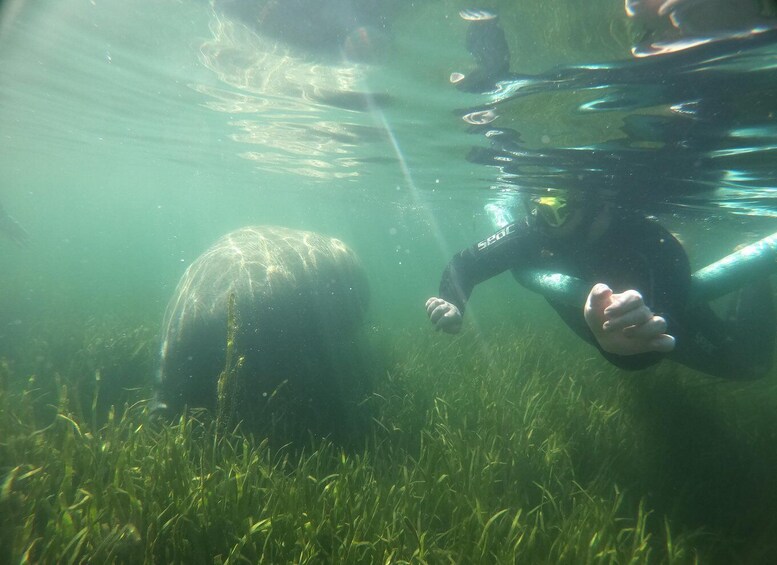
[425,193,776,380]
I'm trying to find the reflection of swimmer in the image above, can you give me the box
[0,202,29,248]
[214,0,394,63]
[425,192,776,380]
[199,1,395,179]
[625,0,777,56]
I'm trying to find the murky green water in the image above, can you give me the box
[3,0,776,335]
[3,2,777,560]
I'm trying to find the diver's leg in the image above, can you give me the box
[672,279,775,380]
[726,277,775,377]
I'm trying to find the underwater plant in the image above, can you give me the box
[2,320,777,563]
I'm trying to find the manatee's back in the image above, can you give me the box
[157,225,370,416]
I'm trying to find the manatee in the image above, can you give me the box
[156,226,371,436]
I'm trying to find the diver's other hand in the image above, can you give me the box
[584,283,675,356]
[425,297,463,334]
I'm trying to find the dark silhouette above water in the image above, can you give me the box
[450,10,511,93]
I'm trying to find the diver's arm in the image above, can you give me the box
[427,222,533,333]
[439,223,531,311]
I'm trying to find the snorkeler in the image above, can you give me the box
[0,201,29,248]
[425,193,776,380]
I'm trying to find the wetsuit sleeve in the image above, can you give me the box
[439,222,532,313]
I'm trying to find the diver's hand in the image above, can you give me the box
[425,297,463,334]
[584,283,675,356]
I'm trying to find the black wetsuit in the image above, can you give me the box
[438,210,775,380]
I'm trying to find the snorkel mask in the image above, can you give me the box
[533,196,570,228]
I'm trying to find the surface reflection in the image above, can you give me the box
[452,4,777,219]
[195,1,395,180]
